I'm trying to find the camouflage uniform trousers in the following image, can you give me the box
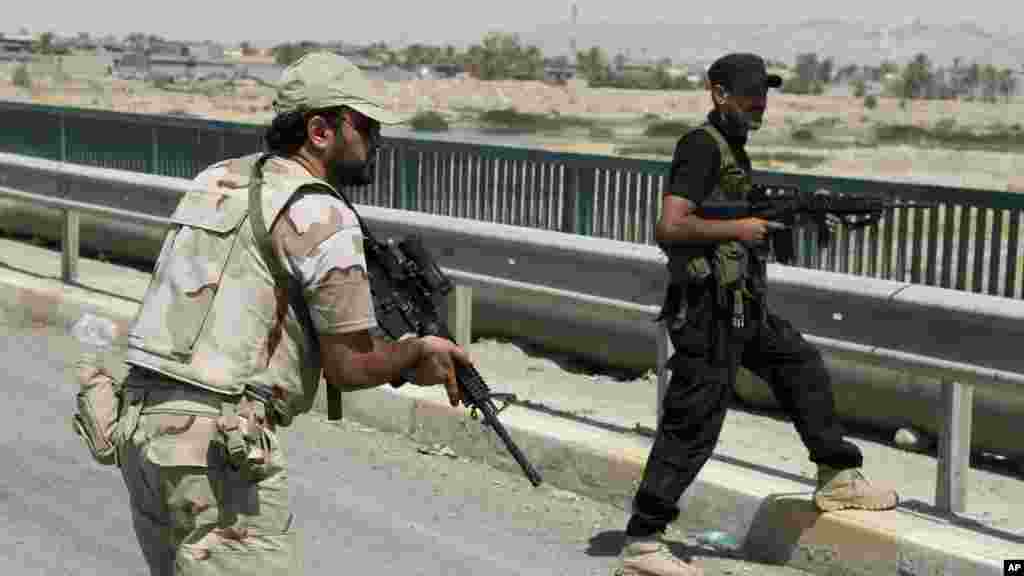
[115,368,301,575]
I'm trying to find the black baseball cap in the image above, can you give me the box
[707,53,782,96]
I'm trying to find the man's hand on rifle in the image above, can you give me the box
[412,335,472,407]
[734,217,787,244]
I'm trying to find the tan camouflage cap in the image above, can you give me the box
[272,51,409,125]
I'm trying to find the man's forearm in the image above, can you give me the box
[336,335,423,391]
[657,216,740,246]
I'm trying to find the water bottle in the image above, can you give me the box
[70,313,119,373]
[694,530,741,552]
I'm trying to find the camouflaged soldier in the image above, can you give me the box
[614,54,900,576]
[95,52,470,575]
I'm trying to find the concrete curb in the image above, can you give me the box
[1,267,1013,576]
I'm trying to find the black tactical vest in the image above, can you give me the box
[659,122,764,326]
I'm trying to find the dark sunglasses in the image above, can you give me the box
[346,111,381,139]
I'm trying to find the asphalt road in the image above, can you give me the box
[0,316,816,576]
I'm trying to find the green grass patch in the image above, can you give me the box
[12,64,31,88]
[477,108,595,133]
[750,151,828,169]
[806,117,840,129]
[410,110,450,132]
[874,123,1024,151]
[588,125,615,140]
[644,120,692,138]
[615,142,675,157]
[791,127,816,142]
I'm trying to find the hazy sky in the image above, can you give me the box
[5,1,1021,48]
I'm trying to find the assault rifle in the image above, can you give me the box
[323,222,543,487]
[695,184,933,263]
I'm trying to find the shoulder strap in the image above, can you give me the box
[246,154,323,411]
[697,123,736,173]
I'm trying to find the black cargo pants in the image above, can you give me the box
[625,290,864,537]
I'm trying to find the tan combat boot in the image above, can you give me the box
[615,535,703,576]
[813,466,899,512]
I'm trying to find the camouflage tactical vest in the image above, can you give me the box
[125,154,331,426]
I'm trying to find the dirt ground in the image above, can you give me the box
[3,63,1023,192]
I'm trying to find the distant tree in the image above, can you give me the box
[997,68,1018,102]
[852,78,867,98]
[518,45,545,79]
[878,60,900,79]
[366,42,397,66]
[901,52,933,99]
[981,64,1000,102]
[443,44,458,63]
[463,32,544,81]
[401,43,440,68]
[34,32,55,55]
[272,42,318,67]
[783,53,825,94]
[12,64,31,88]
[575,46,610,84]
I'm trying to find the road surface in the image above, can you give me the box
[0,314,816,575]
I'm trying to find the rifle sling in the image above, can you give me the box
[247,154,326,418]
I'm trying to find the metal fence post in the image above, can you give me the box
[61,208,80,284]
[576,168,595,236]
[151,126,160,175]
[936,379,973,515]
[59,110,68,162]
[561,166,578,234]
[446,284,473,348]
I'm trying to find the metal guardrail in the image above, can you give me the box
[1,168,1023,516]
[1,100,1023,299]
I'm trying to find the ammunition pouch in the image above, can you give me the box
[72,358,124,467]
[216,397,274,474]
[661,241,769,364]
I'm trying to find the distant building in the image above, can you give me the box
[337,52,384,70]
[115,51,151,79]
[0,35,34,55]
[186,42,224,61]
[415,63,467,80]
[543,65,577,84]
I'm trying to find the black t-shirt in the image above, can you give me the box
[666,111,751,205]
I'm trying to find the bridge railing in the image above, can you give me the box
[1,99,1022,299]
[2,157,1024,516]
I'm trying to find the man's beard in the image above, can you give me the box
[722,107,764,133]
[331,154,376,188]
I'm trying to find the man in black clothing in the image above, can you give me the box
[614,53,899,576]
